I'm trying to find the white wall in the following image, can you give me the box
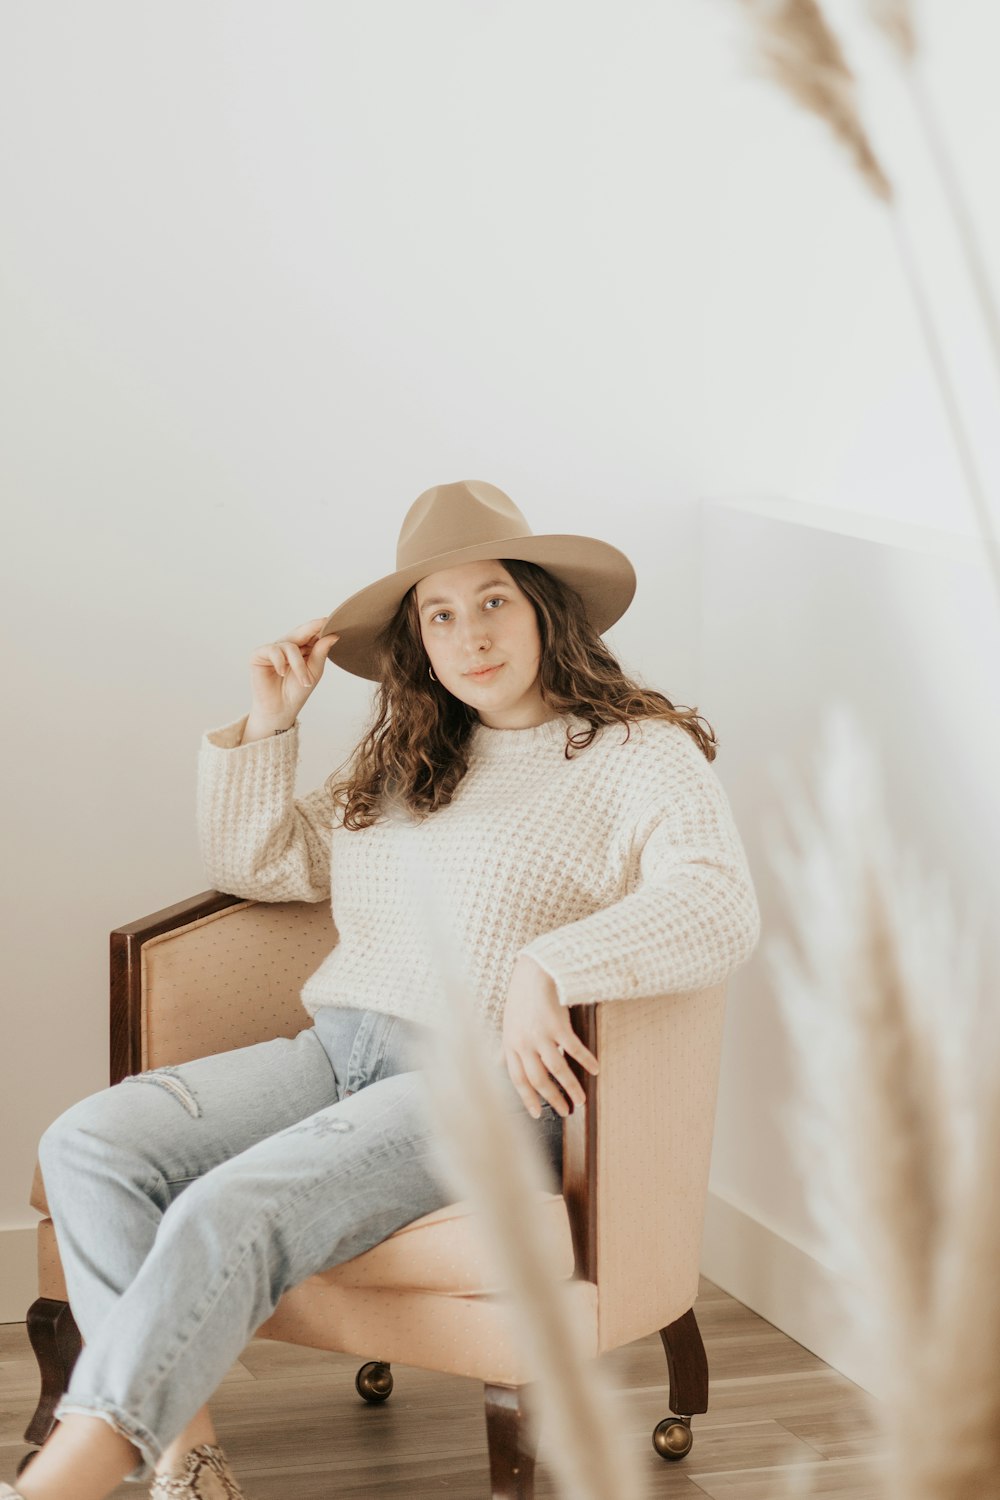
[2,0,998,1380]
[698,498,1000,1393]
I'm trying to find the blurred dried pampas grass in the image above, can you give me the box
[735,0,1000,609]
[736,0,891,198]
[767,702,1000,1498]
[863,0,1000,403]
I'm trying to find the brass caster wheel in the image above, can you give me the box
[355,1360,393,1403]
[652,1415,693,1461]
[16,1449,40,1478]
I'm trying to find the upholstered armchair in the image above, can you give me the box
[22,891,729,1498]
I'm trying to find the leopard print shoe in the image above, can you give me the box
[148,1442,246,1499]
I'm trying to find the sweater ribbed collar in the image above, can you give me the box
[468,712,592,760]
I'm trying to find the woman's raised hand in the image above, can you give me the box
[247,617,341,728]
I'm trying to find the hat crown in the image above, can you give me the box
[397,481,533,571]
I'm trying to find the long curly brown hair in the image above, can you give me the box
[324,557,717,829]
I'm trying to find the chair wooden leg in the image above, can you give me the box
[23,1297,82,1446]
[650,1308,708,1462]
[659,1307,708,1415]
[483,1383,536,1499]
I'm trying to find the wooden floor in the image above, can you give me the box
[0,1276,888,1499]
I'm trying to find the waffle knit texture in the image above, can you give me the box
[197,711,761,1045]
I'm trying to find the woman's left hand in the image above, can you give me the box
[502,954,599,1118]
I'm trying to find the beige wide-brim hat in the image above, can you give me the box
[321,479,637,681]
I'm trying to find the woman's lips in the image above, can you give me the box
[465,663,503,680]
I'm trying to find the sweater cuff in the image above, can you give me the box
[201,715,300,753]
[516,944,591,1009]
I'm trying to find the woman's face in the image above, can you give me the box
[414,559,555,729]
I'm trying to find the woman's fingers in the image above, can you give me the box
[278,641,312,687]
[309,632,340,672]
[270,627,341,688]
[541,1043,586,1110]
[521,1053,577,1118]
[505,1054,535,1116]
[559,1029,599,1075]
[287,616,335,642]
[259,645,290,677]
[507,1052,550,1118]
[506,1025,600,1119]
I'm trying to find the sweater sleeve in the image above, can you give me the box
[517,733,761,1006]
[196,715,334,903]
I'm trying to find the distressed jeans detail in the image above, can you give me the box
[123,1066,202,1118]
[37,1006,563,1484]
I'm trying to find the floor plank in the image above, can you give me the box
[0,1277,888,1498]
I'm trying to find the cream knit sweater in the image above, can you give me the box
[197,711,761,1042]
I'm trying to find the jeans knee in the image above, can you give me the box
[38,1104,88,1173]
[37,1115,88,1203]
[38,1089,138,1183]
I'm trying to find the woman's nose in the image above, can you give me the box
[459,617,493,649]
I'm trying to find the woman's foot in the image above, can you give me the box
[149,1444,244,1499]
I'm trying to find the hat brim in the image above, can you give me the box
[320,533,637,682]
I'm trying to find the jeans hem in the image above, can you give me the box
[53,1398,159,1484]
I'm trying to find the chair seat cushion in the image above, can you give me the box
[325,1189,576,1295]
[30,1160,46,1215]
[35,1183,576,1300]
[257,1275,600,1386]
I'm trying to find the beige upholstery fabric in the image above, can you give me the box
[255,1277,600,1387]
[323,1190,575,1295]
[37,1218,67,1303]
[140,899,337,1068]
[594,985,727,1351]
[30,1160,45,1216]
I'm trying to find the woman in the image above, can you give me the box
[7,480,761,1500]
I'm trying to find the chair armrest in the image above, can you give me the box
[110,889,337,1081]
[562,984,728,1351]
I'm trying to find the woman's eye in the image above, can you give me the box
[431,597,509,621]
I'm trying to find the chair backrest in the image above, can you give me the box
[112,893,338,1078]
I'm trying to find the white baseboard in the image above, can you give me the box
[700,1189,881,1397]
[0,1225,38,1324]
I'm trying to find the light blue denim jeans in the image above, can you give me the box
[38,1006,563,1483]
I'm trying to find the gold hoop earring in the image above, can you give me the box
[428,666,437,682]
